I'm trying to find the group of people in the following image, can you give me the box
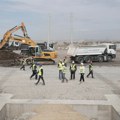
[20,59,45,85]
[20,57,94,85]
[58,60,68,82]
[30,62,45,85]
[58,59,94,83]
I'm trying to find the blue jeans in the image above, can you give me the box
[62,72,68,82]
[59,70,62,80]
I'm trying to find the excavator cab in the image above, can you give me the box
[28,46,41,56]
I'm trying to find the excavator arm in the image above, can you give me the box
[10,36,37,47]
[0,22,29,49]
[9,36,41,57]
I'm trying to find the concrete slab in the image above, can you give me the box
[0,94,13,109]
[105,94,120,114]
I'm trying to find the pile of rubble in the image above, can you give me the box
[0,50,23,66]
[0,50,22,60]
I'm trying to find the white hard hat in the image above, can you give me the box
[72,61,74,64]
[81,63,84,65]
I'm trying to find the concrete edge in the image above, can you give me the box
[0,94,13,110]
[105,94,120,115]
[0,93,120,118]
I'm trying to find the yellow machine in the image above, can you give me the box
[0,22,57,63]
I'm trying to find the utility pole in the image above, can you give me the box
[47,14,51,49]
[70,13,73,44]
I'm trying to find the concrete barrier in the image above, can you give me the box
[0,94,120,120]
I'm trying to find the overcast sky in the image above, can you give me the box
[0,0,120,42]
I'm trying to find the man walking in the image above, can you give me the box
[61,63,68,83]
[30,62,37,80]
[79,63,85,83]
[58,60,63,80]
[20,58,26,71]
[70,61,77,80]
[63,56,67,67]
[87,61,94,78]
[35,64,45,85]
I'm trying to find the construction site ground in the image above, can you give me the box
[0,59,120,100]
[0,49,120,119]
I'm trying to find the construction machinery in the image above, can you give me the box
[67,43,116,63]
[0,22,57,64]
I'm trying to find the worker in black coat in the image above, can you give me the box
[87,61,94,78]
[30,62,37,80]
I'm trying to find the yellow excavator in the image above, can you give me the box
[0,22,57,64]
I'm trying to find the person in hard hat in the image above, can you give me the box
[61,63,68,83]
[20,58,26,71]
[30,58,34,69]
[35,64,45,85]
[57,59,63,80]
[63,56,67,67]
[30,62,37,80]
[87,61,94,78]
[79,63,85,83]
[70,61,77,80]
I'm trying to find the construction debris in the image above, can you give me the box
[0,50,23,66]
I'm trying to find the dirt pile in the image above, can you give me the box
[0,50,23,66]
[0,50,22,60]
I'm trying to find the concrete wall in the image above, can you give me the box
[73,105,112,120]
[111,107,120,120]
[5,103,38,120]
[0,105,7,120]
